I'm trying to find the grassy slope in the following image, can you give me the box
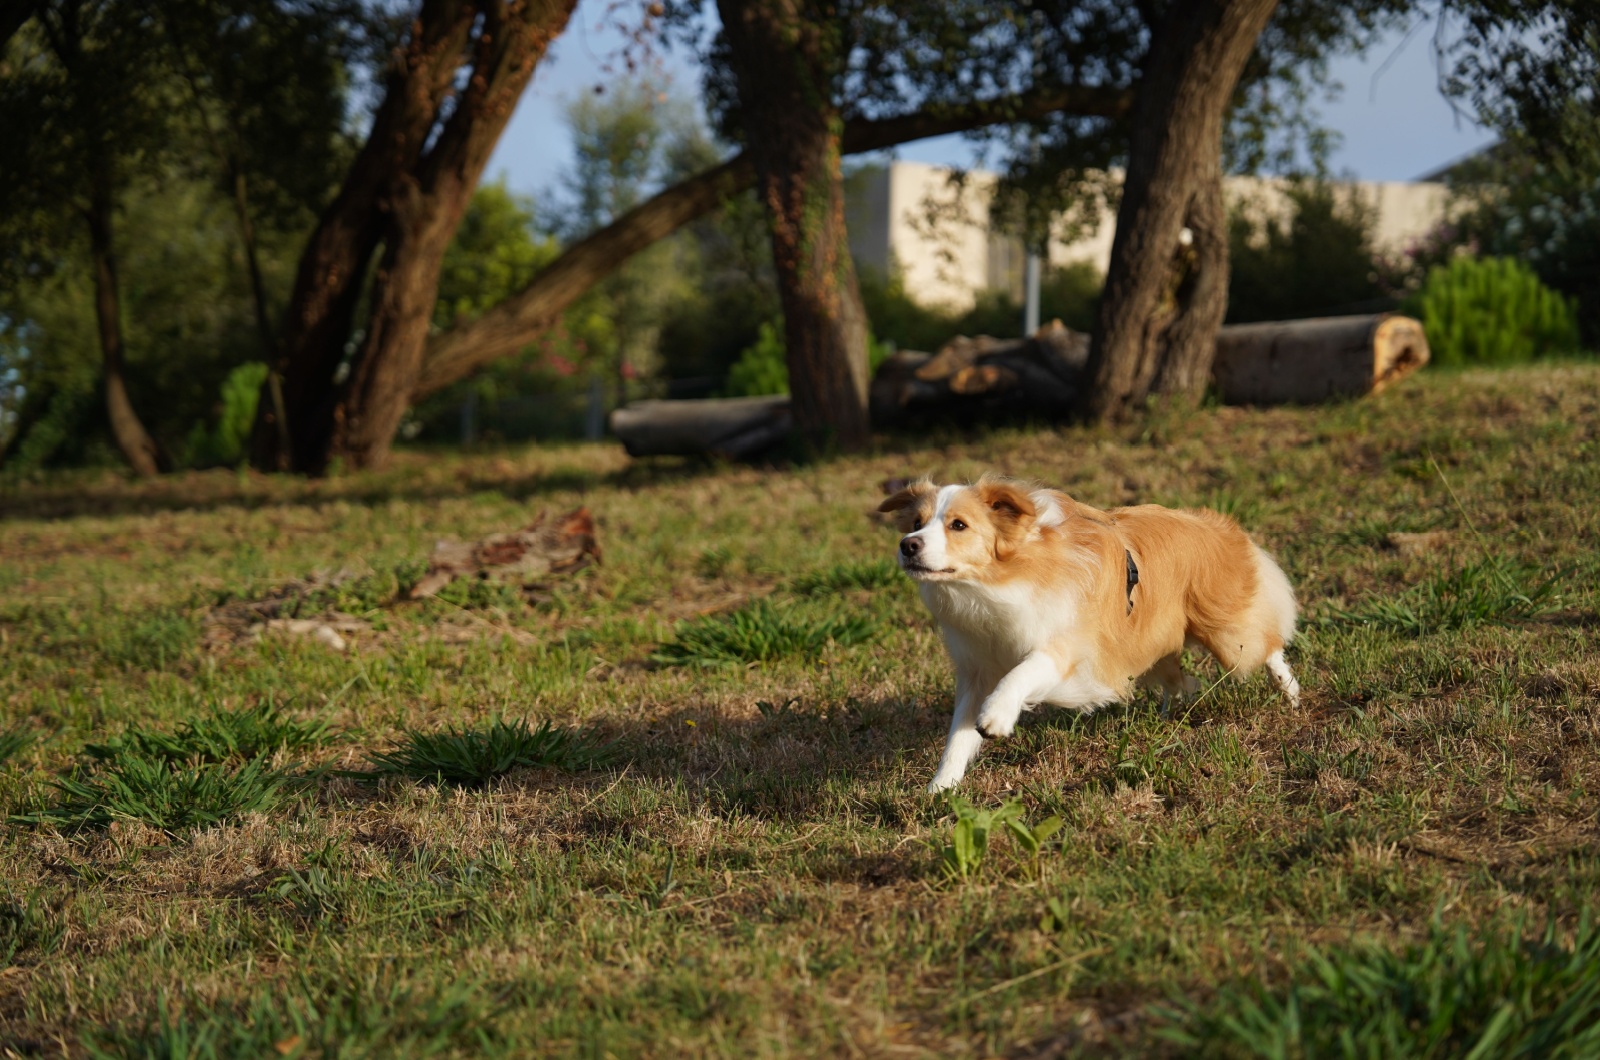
[0,365,1597,1056]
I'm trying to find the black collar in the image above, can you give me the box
[1125,549,1139,614]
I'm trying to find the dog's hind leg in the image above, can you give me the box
[1141,653,1200,718]
[928,679,983,793]
[1266,650,1301,708]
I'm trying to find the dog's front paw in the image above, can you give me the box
[975,699,1020,739]
[926,775,960,795]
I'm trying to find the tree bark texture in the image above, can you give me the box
[1079,0,1280,422]
[412,85,1133,400]
[251,0,484,472]
[85,161,162,478]
[323,0,577,472]
[717,0,871,452]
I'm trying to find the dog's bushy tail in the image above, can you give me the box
[1249,544,1298,648]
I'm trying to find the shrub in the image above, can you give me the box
[184,362,269,468]
[1227,180,1385,323]
[1404,256,1581,366]
[722,322,893,397]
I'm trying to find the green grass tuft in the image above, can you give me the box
[788,559,902,596]
[10,754,294,833]
[1329,556,1558,635]
[84,702,332,766]
[359,718,609,787]
[0,728,33,769]
[1160,918,1600,1057]
[652,600,880,666]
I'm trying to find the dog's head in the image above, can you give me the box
[877,476,1039,582]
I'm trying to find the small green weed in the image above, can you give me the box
[1160,917,1600,1057]
[11,754,294,833]
[1330,556,1558,635]
[652,600,880,667]
[788,559,901,596]
[938,797,1062,880]
[359,718,608,787]
[85,702,332,766]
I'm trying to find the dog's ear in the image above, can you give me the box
[878,478,935,514]
[978,478,1037,558]
[978,478,1037,523]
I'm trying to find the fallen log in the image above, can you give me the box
[1211,313,1429,405]
[608,313,1430,458]
[609,395,792,459]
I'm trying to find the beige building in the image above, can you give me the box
[844,160,1453,311]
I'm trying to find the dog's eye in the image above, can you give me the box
[950,519,967,532]
[912,518,924,531]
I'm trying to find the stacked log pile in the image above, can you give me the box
[869,319,1089,423]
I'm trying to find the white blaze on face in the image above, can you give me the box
[900,484,963,570]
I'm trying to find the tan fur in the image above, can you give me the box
[883,476,1300,791]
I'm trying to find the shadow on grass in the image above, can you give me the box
[0,452,725,523]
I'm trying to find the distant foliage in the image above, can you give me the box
[185,362,269,468]
[721,321,893,398]
[1404,257,1581,366]
[722,322,791,397]
[858,261,1102,354]
[1226,180,1384,323]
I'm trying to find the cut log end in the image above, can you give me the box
[1212,313,1430,406]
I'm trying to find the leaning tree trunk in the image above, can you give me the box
[85,159,161,477]
[250,0,481,472]
[1078,0,1280,423]
[717,0,871,452]
[323,0,577,472]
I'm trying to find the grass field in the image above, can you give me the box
[2,365,1598,1057]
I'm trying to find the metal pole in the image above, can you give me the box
[1023,249,1041,336]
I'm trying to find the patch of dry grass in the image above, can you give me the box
[1,366,1598,1055]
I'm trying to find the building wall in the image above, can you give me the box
[845,162,1454,312]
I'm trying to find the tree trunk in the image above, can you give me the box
[1078,0,1279,423]
[251,0,481,472]
[321,0,577,472]
[717,0,870,452]
[85,159,161,477]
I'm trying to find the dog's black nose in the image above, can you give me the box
[900,536,922,557]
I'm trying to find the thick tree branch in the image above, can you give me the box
[412,83,1134,399]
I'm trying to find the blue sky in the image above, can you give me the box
[484,4,1498,205]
